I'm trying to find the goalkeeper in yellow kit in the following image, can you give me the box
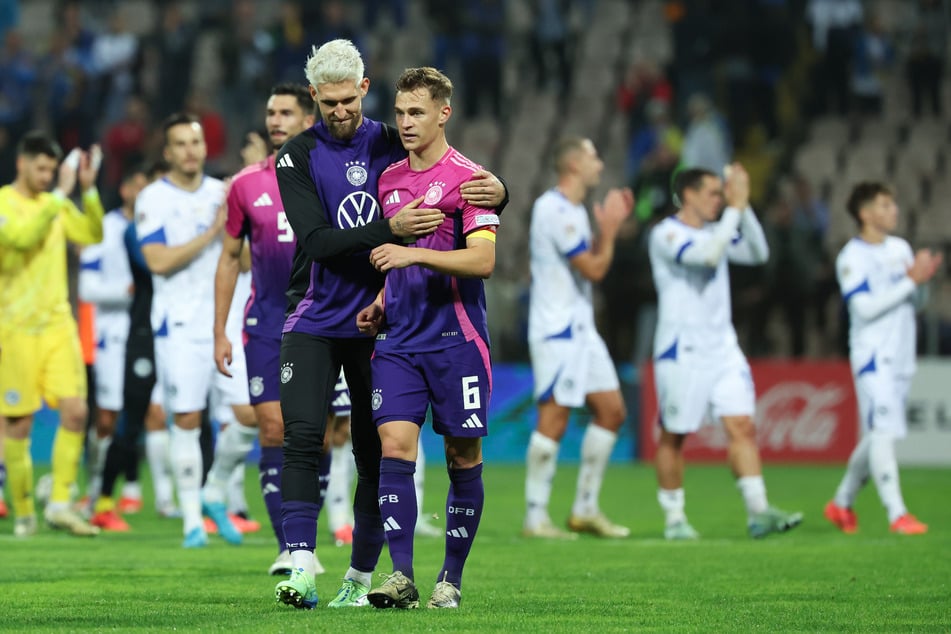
[0,131,105,537]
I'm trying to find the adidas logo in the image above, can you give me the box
[461,413,484,429]
[383,516,401,532]
[262,483,279,495]
[384,190,401,206]
[447,526,470,538]
[276,154,294,169]
[253,192,273,207]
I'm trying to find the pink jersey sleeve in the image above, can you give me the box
[225,178,247,239]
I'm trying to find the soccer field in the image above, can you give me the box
[2,464,949,632]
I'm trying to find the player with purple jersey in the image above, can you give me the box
[359,67,497,611]
[273,40,507,611]
[212,84,320,576]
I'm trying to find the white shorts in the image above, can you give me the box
[654,345,755,435]
[93,327,128,412]
[529,329,619,408]
[855,369,911,439]
[152,329,248,415]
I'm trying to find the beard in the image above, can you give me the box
[326,115,360,141]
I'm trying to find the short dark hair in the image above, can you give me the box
[270,82,314,114]
[395,67,453,105]
[552,137,587,175]
[161,112,201,145]
[17,130,63,161]
[144,157,171,181]
[672,167,717,208]
[846,181,893,225]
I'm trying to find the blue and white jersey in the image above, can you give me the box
[836,236,917,377]
[79,208,133,339]
[528,189,595,341]
[648,207,769,360]
[135,176,225,340]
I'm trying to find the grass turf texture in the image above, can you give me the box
[1,464,949,633]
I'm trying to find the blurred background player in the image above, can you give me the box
[0,131,104,537]
[77,168,141,517]
[213,83,320,575]
[648,165,802,540]
[825,182,942,536]
[92,160,178,531]
[360,66,498,609]
[136,114,247,548]
[524,138,634,540]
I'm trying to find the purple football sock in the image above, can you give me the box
[259,446,284,551]
[378,457,418,580]
[438,463,484,589]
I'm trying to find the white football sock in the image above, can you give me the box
[657,488,686,527]
[868,430,907,523]
[121,481,142,500]
[170,426,203,535]
[145,429,174,511]
[736,475,769,518]
[525,431,559,528]
[291,550,317,577]
[571,424,617,517]
[834,434,871,508]
[345,567,372,587]
[202,422,256,505]
[86,434,112,502]
[327,440,355,532]
[227,463,249,515]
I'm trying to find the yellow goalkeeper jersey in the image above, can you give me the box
[0,184,104,333]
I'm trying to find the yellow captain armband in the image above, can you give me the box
[468,229,497,243]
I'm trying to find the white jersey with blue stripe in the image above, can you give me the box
[836,236,917,376]
[79,208,133,339]
[649,207,769,360]
[528,188,595,341]
[134,176,224,340]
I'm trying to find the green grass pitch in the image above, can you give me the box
[1,464,949,632]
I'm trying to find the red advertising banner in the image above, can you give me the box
[640,361,858,462]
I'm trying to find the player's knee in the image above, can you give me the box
[258,417,284,447]
[724,416,756,442]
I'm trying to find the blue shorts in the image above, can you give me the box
[371,341,491,438]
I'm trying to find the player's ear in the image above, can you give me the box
[359,77,370,97]
[308,85,318,102]
[439,104,451,125]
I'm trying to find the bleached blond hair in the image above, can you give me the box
[305,39,365,88]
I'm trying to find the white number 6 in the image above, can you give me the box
[462,375,480,410]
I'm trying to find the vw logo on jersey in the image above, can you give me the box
[345,161,368,186]
[337,191,380,228]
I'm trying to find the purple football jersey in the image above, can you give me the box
[226,155,295,340]
[374,147,500,354]
[281,118,407,337]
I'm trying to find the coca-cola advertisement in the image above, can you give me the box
[639,361,859,462]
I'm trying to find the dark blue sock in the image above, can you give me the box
[317,449,332,515]
[439,463,484,589]
[282,499,319,553]
[378,457,418,580]
[259,446,284,551]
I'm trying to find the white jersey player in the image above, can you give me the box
[78,198,136,504]
[648,164,801,540]
[825,182,941,535]
[136,114,250,548]
[524,137,634,540]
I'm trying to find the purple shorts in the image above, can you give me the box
[244,335,281,405]
[371,341,491,438]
